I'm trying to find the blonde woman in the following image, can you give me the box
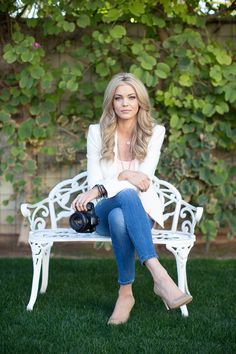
[72,73,192,325]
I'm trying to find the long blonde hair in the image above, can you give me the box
[100,72,155,161]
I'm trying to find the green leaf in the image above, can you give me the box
[94,81,107,93]
[6,215,14,224]
[40,146,57,155]
[215,102,229,115]
[199,167,211,184]
[156,63,170,74]
[12,31,24,43]
[129,65,144,81]
[202,103,215,117]
[201,220,217,240]
[18,118,34,140]
[62,21,75,32]
[215,49,232,66]
[139,53,156,70]
[210,65,222,83]
[3,49,17,64]
[155,63,170,79]
[210,165,228,185]
[21,49,34,62]
[42,100,57,113]
[37,115,50,125]
[19,72,34,89]
[30,66,45,79]
[129,1,145,16]
[32,176,42,186]
[103,9,122,22]
[109,25,126,39]
[0,89,10,102]
[66,80,79,92]
[0,111,10,122]
[73,47,88,59]
[82,82,93,95]
[41,73,53,89]
[5,172,14,182]
[3,124,15,137]
[170,114,179,128]
[179,73,193,87]
[156,68,167,79]
[131,43,143,55]
[77,14,91,28]
[224,84,236,103]
[153,17,165,28]
[11,146,20,157]
[180,180,190,194]
[96,62,110,77]
[25,159,37,174]
[94,95,103,108]
[144,71,157,87]
[33,126,46,138]
[197,194,208,206]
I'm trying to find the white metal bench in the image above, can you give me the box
[21,171,203,316]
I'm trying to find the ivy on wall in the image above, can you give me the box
[0,1,236,241]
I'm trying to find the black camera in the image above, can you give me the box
[69,202,99,233]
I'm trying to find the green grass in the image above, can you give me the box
[0,258,235,354]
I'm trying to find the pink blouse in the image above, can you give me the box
[116,159,136,174]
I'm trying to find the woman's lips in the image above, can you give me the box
[121,110,131,113]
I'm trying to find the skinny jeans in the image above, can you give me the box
[95,188,158,285]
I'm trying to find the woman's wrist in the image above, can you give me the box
[118,170,129,181]
[118,170,135,181]
[93,184,107,198]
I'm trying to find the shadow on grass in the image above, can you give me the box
[0,258,235,354]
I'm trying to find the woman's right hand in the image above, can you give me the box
[71,187,99,212]
[118,170,150,192]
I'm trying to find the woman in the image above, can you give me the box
[72,73,192,325]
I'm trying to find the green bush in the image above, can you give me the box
[0,1,235,241]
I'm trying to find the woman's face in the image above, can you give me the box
[113,83,139,122]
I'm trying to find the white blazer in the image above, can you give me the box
[87,124,166,227]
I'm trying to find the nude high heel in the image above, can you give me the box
[154,284,193,310]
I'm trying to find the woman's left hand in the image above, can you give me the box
[71,187,99,212]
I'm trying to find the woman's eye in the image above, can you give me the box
[129,96,136,100]
[114,97,121,100]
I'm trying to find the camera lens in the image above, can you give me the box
[69,212,88,232]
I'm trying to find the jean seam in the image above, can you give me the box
[118,279,135,285]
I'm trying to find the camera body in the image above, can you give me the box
[69,202,99,233]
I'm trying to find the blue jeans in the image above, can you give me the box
[95,189,158,285]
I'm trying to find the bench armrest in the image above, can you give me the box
[20,199,50,231]
[178,200,203,235]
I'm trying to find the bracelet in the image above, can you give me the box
[93,184,108,198]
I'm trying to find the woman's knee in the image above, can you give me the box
[108,208,126,233]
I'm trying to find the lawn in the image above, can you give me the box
[0,258,235,354]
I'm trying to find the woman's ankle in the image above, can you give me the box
[118,284,133,297]
[145,258,168,283]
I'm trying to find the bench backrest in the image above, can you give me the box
[23,171,202,235]
[48,172,182,231]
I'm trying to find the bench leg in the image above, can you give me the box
[166,243,194,317]
[27,241,52,311]
[40,243,53,294]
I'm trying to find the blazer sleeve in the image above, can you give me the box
[138,125,166,178]
[86,124,136,197]
[86,124,104,187]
